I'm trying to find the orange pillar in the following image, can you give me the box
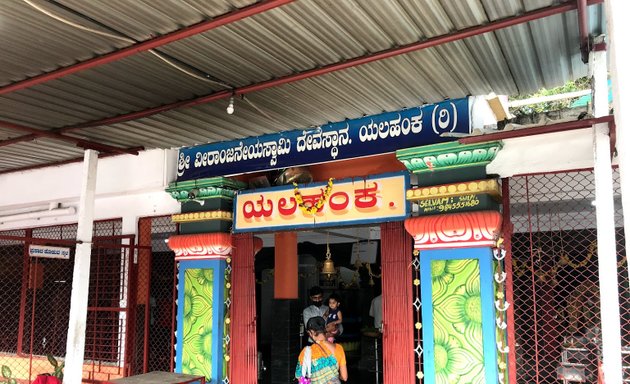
[274,232,298,299]
[231,233,258,384]
[381,221,415,383]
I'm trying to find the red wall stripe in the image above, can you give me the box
[381,221,415,383]
[230,233,258,383]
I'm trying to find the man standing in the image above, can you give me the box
[302,286,328,343]
[369,294,382,330]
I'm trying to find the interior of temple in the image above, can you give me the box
[255,227,384,383]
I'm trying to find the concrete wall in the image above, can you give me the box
[0,149,181,233]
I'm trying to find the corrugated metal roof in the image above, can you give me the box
[0,0,605,173]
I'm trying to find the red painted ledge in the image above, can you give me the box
[405,211,502,250]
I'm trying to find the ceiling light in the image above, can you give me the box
[226,96,235,115]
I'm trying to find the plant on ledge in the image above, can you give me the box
[1,365,17,384]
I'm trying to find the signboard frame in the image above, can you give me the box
[233,172,410,233]
[28,244,71,259]
[177,98,470,181]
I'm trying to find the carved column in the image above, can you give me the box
[397,141,510,383]
[405,212,502,383]
[166,177,247,383]
[168,232,232,382]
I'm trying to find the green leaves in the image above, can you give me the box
[2,365,12,379]
[46,354,64,380]
[1,365,17,384]
[510,77,591,117]
[47,354,58,369]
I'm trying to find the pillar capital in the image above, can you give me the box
[166,176,246,234]
[404,210,502,250]
[168,232,232,261]
[396,141,502,175]
[165,176,247,202]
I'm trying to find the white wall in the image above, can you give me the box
[0,149,180,233]
[487,128,598,177]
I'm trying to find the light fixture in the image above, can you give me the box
[226,95,235,115]
[321,233,337,280]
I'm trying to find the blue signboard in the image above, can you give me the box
[176,97,470,181]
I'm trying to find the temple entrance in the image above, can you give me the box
[254,226,385,384]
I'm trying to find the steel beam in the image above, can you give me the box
[0,0,293,95]
[0,120,141,154]
[54,0,604,134]
[0,0,605,161]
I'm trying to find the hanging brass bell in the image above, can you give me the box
[321,258,337,280]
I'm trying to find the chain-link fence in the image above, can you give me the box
[509,169,628,383]
[0,220,127,383]
[132,216,177,376]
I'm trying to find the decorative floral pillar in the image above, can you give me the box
[166,177,247,384]
[405,212,502,383]
[168,233,232,382]
[397,141,512,383]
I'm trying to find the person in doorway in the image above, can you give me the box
[303,286,328,345]
[303,286,328,326]
[369,294,382,330]
[324,293,343,342]
[296,316,348,384]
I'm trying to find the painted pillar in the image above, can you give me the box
[168,233,232,382]
[398,141,507,383]
[166,177,248,384]
[64,149,98,384]
[380,221,415,383]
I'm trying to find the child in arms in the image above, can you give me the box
[324,293,343,342]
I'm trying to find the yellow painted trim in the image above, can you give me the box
[172,211,233,223]
[406,179,501,201]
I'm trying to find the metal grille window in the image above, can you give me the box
[0,230,25,357]
[133,216,177,375]
[0,220,126,383]
[509,169,628,383]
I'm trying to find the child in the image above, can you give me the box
[324,293,343,342]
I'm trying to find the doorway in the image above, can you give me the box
[254,226,384,384]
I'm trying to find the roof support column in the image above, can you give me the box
[63,149,98,384]
[606,0,630,292]
[591,44,623,383]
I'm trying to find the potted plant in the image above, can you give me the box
[32,355,63,384]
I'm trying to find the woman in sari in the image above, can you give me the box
[296,316,348,383]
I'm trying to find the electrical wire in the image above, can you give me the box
[24,0,133,42]
[23,0,233,89]
[242,95,285,126]
[149,50,232,89]
[24,0,294,123]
